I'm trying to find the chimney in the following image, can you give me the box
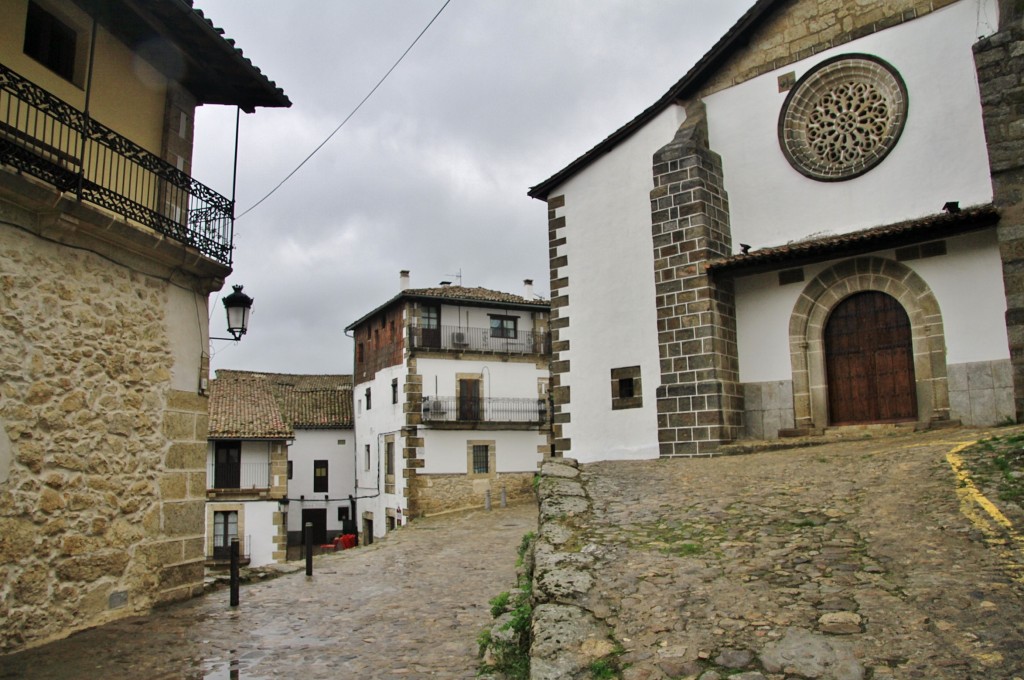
[400,270,410,291]
[524,279,534,299]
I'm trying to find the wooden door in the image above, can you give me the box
[458,378,481,421]
[824,291,917,424]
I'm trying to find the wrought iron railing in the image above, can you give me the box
[420,396,548,424]
[0,63,233,265]
[409,324,549,355]
[207,462,271,490]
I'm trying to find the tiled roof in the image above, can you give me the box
[404,285,549,307]
[706,205,1000,274]
[346,285,549,331]
[209,371,353,439]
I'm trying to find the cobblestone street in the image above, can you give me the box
[576,428,1024,679]
[0,503,536,680]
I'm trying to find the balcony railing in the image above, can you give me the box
[207,462,271,490]
[0,63,233,265]
[420,396,548,425]
[409,324,549,355]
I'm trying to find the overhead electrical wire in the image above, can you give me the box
[235,0,453,220]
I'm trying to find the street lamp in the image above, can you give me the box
[212,285,253,341]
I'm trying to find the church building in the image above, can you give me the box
[529,0,1024,461]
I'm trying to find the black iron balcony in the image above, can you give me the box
[420,396,548,426]
[409,324,550,355]
[207,461,271,491]
[0,63,233,265]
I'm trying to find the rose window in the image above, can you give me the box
[778,54,908,181]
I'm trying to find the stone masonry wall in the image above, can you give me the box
[976,10,1024,421]
[413,472,534,517]
[698,0,960,98]
[0,225,207,652]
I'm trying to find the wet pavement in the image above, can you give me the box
[0,503,536,680]
[576,427,1024,679]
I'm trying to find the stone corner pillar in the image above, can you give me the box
[650,101,743,456]
[975,17,1024,420]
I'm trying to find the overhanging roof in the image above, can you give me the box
[75,0,290,112]
[528,0,782,200]
[345,285,550,332]
[706,205,1000,276]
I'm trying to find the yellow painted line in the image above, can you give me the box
[946,441,1024,582]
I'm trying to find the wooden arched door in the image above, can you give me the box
[824,291,917,425]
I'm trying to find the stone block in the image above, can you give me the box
[158,561,203,591]
[162,500,204,537]
[55,550,130,582]
[949,389,972,424]
[166,390,207,413]
[993,358,1014,388]
[159,472,187,500]
[971,388,997,426]
[165,443,205,470]
[162,412,197,441]
[947,363,968,391]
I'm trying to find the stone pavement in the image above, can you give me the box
[533,427,1024,679]
[0,502,536,679]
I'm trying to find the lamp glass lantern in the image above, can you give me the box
[222,285,253,341]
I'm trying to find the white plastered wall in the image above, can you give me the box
[420,429,545,475]
[704,0,999,251]
[553,106,686,463]
[286,428,356,534]
[352,363,406,539]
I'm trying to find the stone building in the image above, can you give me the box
[206,371,354,567]
[347,272,550,540]
[0,0,288,652]
[529,0,1024,462]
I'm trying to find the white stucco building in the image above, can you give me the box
[206,371,354,566]
[529,0,1024,461]
[347,272,550,540]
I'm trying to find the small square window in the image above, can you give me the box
[611,366,643,410]
[385,440,395,477]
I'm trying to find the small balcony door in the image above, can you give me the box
[458,378,481,421]
[214,441,241,488]
[421,304,441,349]
[213,510,238,559]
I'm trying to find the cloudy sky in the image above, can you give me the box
[193,0,753,375]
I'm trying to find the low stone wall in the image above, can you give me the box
[415,472,535,517]
[742,381,795,440]
[529,458,616,679]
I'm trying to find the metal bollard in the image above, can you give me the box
[304,522,313,576]
[229,538,239,607]
[484,489,491,511]
[500,485,507,508]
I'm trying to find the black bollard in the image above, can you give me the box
[229,538,239,607]
[305,521,313,576]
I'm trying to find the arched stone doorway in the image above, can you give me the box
[824,291,917,424]
[789,257,949,429]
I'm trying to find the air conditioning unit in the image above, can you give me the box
[451,331,468,346]
[422,399,445,417]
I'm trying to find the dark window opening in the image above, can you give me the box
[385,440,395,477]
[392,378,399,404]
[337,506,349,522]
[618,377,635,399]
[472,444,490,474]
[313,459,328,493]
[365,387,371,410]
[489,315,517,339]
[287,460,293,480]
[24,1,77,82]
